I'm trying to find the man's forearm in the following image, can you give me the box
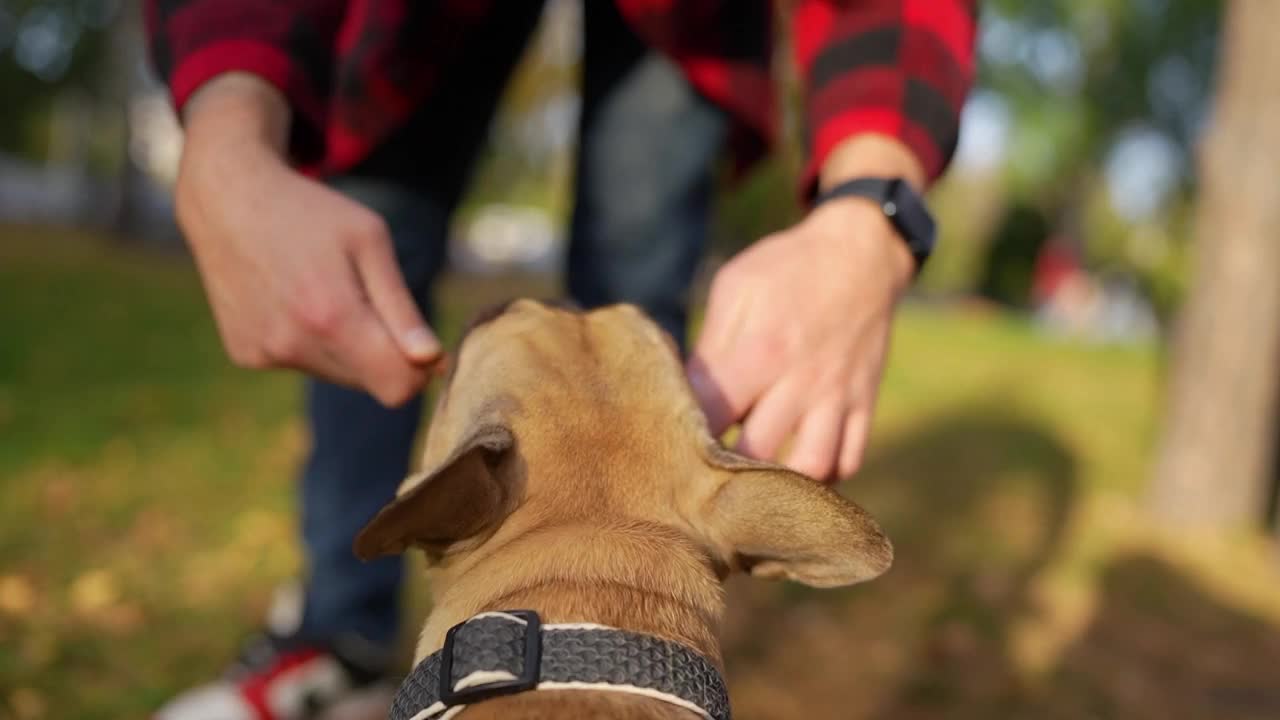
[792,0,976,196]
[176,73,297,241]
[145,0,343,158]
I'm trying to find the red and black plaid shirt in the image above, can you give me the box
[145,0,975,199]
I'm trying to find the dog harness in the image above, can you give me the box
[388,610,731,720]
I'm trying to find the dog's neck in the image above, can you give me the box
[415,518,726,668]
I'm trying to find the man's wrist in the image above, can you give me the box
[817,201,916,296]
[814,134,928,291]
[818,134,927,194]
[176,73,295,227]
[183,72,292,159]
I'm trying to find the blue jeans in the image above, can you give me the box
[297,4,726,654]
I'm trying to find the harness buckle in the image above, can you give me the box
[439,610,543,706]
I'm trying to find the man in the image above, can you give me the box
[147,1,974,717]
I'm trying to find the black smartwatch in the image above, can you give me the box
[814,177,936,272]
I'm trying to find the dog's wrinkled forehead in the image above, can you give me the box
[443,298,682,395]
[460,298,675,354]
[441,298,580,386]
[460,297,582,340]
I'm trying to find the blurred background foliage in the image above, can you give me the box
[0,0,121,165]
[970,0,1222,322]
[0,0,1225,325]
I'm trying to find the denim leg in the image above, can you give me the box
[297,178,449,651]
[293,2,545,655]
[568,2,728,351]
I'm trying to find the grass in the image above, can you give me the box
[3,227,1280,719]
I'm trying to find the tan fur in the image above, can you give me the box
[355,299,893,718]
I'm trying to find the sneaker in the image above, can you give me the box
[154,587,398,720]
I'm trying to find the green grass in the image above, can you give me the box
[3,228,1280,720]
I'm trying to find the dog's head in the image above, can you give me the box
[354,299,891,588]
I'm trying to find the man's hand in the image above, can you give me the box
[176,74,441,406]
[687,135,924,482]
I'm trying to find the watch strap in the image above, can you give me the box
[814,177,936,271]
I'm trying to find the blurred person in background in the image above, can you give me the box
[145,1,974,717]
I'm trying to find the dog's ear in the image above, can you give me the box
[701,447,892,587]
[353,424,516,562]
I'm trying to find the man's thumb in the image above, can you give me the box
[687,356,735,436]
[352,229,440,364]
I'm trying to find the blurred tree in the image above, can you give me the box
[981,0,1222,207]
[972,0,1222,315]
[0,0,117,159]
[1147,0,1280,528]
[104,0,149,235]
[976,203,1050,308]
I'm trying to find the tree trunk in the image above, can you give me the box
[1148,0,1280,527]
[108,0,146,239]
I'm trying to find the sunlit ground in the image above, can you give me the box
[3,228,1280,720]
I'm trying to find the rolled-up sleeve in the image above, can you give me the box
[144,0,346,165]
[793,0,977,197]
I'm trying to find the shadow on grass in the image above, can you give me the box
[1022,555,1280,720]
[719,409,1280,720]
[720,410,1078,718]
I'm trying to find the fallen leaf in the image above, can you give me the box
[9,688,46,719]
[39,475,76,518]
[99,603,144,634]
[0,575,36,616]
[19,631,57,670]
[68,569,119,616]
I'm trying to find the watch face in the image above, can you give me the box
[888,181,936,259]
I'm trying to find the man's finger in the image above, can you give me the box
[686,351,771,437]
[272,339,360,390]
[787,401,844,482]
[687,270,767,435]
[837,408,872,479]
[336,305,427,407]
[350,228,440,364]
[735,375,805,461]
[686,354,735,435]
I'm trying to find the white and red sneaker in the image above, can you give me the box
[154,589,397,720]
[153,632,396,720]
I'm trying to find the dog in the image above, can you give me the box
[355,299,892,719]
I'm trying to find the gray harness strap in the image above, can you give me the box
[389,611,730,720]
